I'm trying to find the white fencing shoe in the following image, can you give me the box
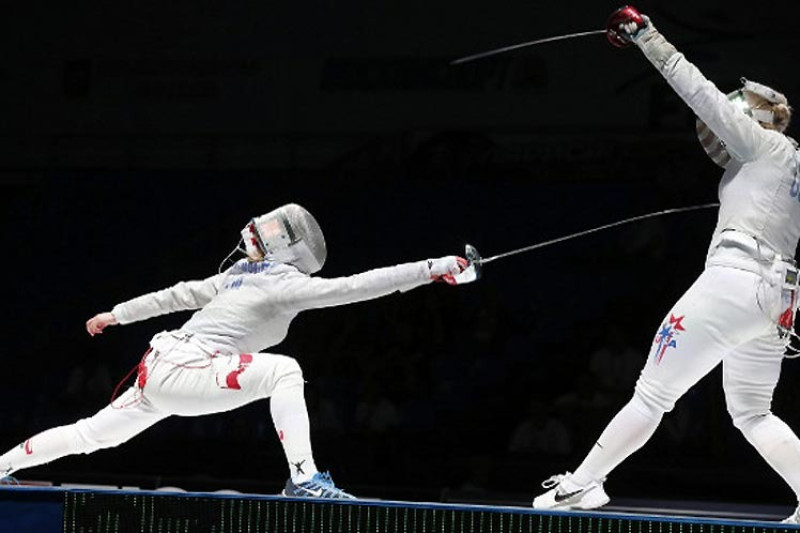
[532,472,610,510]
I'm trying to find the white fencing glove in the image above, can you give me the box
[427,256,468,285]
[607,6,677,70]
[620,16,651,42]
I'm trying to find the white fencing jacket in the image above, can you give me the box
[111,259,434,355]
[637,28,800,265]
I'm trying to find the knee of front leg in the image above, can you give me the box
[634,376,677,417]
[725,392,771,432]
[274,356,304,389]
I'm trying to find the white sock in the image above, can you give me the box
[0,425,81,476]
[571,396,661,487]
[740,414,800,499]
[270,383,318,483]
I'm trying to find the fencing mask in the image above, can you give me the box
[240,203,327,274]
[696,78,788,168]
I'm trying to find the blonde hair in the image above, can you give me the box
[771,102,793,132]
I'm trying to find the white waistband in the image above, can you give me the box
[706,230,795,275]
[149,330,216,355]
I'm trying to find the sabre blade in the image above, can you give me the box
[450,29,606,65]
[477,203,720,265]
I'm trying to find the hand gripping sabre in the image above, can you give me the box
[450,203,719,285]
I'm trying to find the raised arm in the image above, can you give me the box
[86,273,224,336]
[276,257,466,312]
[610,7,770,163]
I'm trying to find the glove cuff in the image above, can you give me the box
[635,27,678,71]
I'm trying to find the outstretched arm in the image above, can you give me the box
[86,273,224,336]
[277,256,467,311]
[612,8,769,163]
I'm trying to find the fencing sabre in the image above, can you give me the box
[450,30,607,65]
[450,6,643,65]
[451,203,720,284]
[449,6,683,285]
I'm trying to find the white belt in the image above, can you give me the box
[149,330,216,356]
[706,230,796,275]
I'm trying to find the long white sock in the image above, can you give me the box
[0,425,81,476]
[270,382,318,483]
[571,396,662,487]
[740,414,800,499]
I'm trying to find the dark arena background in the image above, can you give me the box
[4,0,800,531]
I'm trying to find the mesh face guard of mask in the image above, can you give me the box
[240,204,327,274]
[696,78,788,168]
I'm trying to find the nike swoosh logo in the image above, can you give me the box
[24,440,33,455]
[554,488,584,503]
[303,487,324,497]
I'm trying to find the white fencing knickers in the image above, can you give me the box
[573,242,800,498]
[636,262,787,413]
[0,331,312,477]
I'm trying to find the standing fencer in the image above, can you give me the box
[0,203,469,499]
[533,6,800,521]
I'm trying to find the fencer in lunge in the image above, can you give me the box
[0,203,469,499]
[533,6,800,521]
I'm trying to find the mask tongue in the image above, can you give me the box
[751,108,775,124]
[268,240,321,274]
[290,241,322,274]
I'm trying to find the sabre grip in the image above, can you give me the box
[606,5,647,48]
